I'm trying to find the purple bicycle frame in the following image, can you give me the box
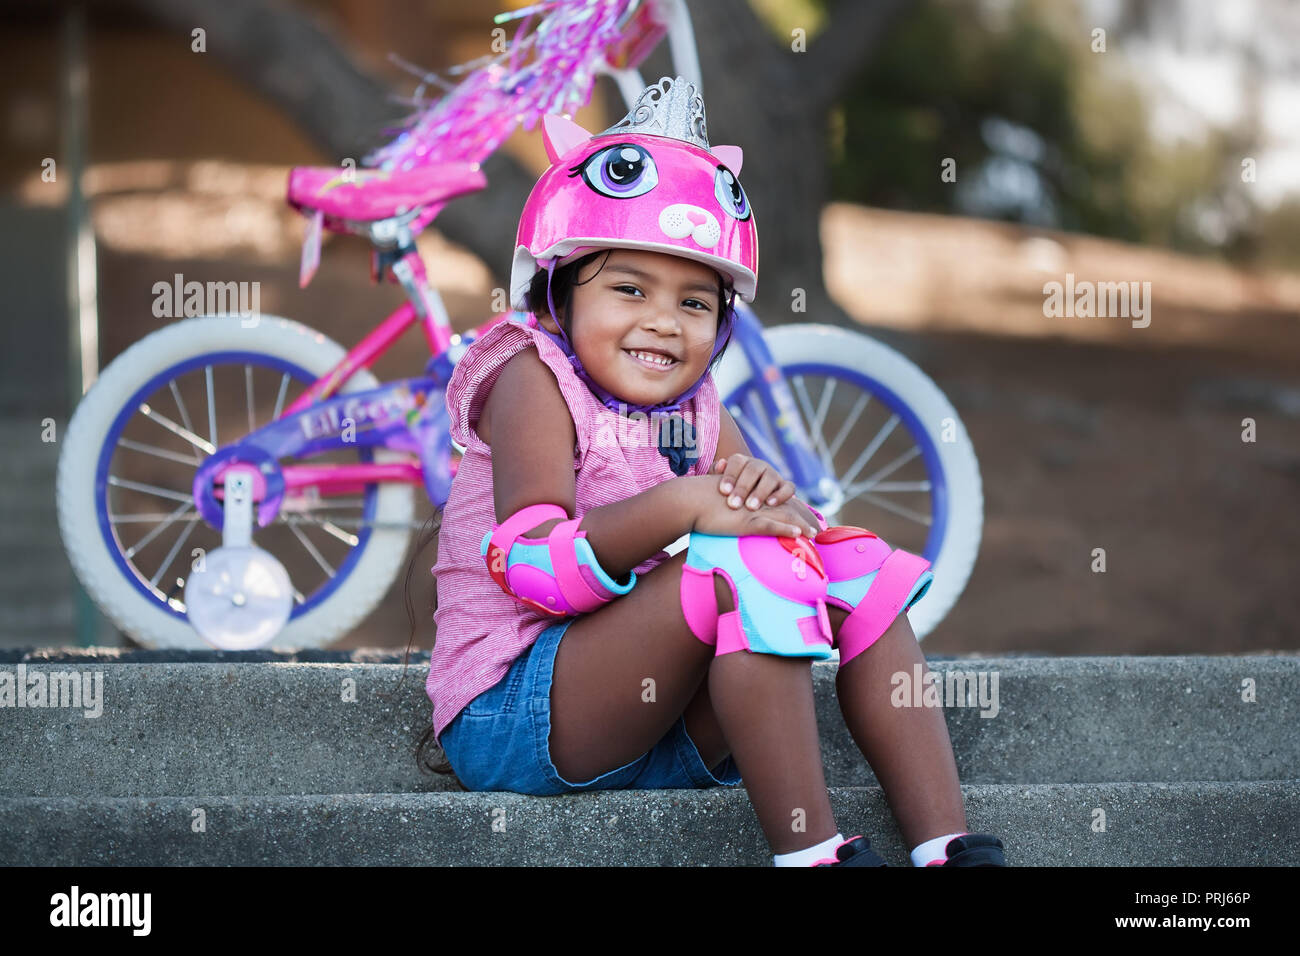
[190,270,511,532]
[723,299,830,492]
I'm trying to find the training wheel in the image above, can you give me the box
[184,545,294,650]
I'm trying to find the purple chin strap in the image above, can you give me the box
[532,256,737,477]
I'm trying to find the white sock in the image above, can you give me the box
[911,831,967,867]
[773,832,845,867]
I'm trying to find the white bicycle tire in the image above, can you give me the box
[712,323,983,640]
[57,314,416,650]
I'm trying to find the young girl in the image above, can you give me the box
[412,76,1006,868]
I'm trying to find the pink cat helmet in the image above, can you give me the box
[509,75,758,312]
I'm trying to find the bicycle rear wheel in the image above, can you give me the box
[712,324,983,640]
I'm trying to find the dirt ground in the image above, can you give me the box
[899,327,1300,656]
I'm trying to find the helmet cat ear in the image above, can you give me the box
[542,113,595,164]
[712,145,742,176]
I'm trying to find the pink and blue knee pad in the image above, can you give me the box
[815,525,933,666]
[678,520,933,667]
[680,533,836,660]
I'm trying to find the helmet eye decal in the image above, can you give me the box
[714,166,750,221]
[576,143,659,199]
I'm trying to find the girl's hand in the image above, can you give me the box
[783,496,826,536]
[714,454,797,512]
[688,477,820,539]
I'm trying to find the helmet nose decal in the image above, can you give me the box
[659,203,721,248]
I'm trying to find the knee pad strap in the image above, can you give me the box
[806,505,830,532]
[834,548,933,667]
[678,532,834,660]
[680,563,724,647]
[482,503,635,617]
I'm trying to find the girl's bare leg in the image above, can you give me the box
[549,553,837,855]
[827,604,968,848]
[549,552,714,783]
[708,648,838,854]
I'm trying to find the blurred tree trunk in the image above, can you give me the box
[682,0,908,326]
[103,0,541,294]
[97,0,908,328]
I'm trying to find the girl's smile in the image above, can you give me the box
[624,348,680,371]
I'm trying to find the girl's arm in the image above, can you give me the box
[483,348,702,581]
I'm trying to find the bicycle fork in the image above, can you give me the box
[728,299,844,516]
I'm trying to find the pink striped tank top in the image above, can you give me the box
[425,312,721,743]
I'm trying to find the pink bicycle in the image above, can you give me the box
[56,0,982,649]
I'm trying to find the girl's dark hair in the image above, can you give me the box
[401,248,735,786]
[524,248,737,372]
[398,510,465,785]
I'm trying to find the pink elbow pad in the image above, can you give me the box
[481,503,636,617]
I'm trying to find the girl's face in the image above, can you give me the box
[538,249,723,409]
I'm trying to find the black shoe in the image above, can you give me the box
[928,833,1006,866]
[811,834,888,867]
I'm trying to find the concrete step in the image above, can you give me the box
[2,781,1296,866]
[1,655,1297,796]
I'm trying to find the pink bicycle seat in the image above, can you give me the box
[287,162,487,228]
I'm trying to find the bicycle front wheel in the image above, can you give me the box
[712,323,983,640]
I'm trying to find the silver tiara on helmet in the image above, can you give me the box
[599,75,710,149]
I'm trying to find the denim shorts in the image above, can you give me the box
[439,618,744,795]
